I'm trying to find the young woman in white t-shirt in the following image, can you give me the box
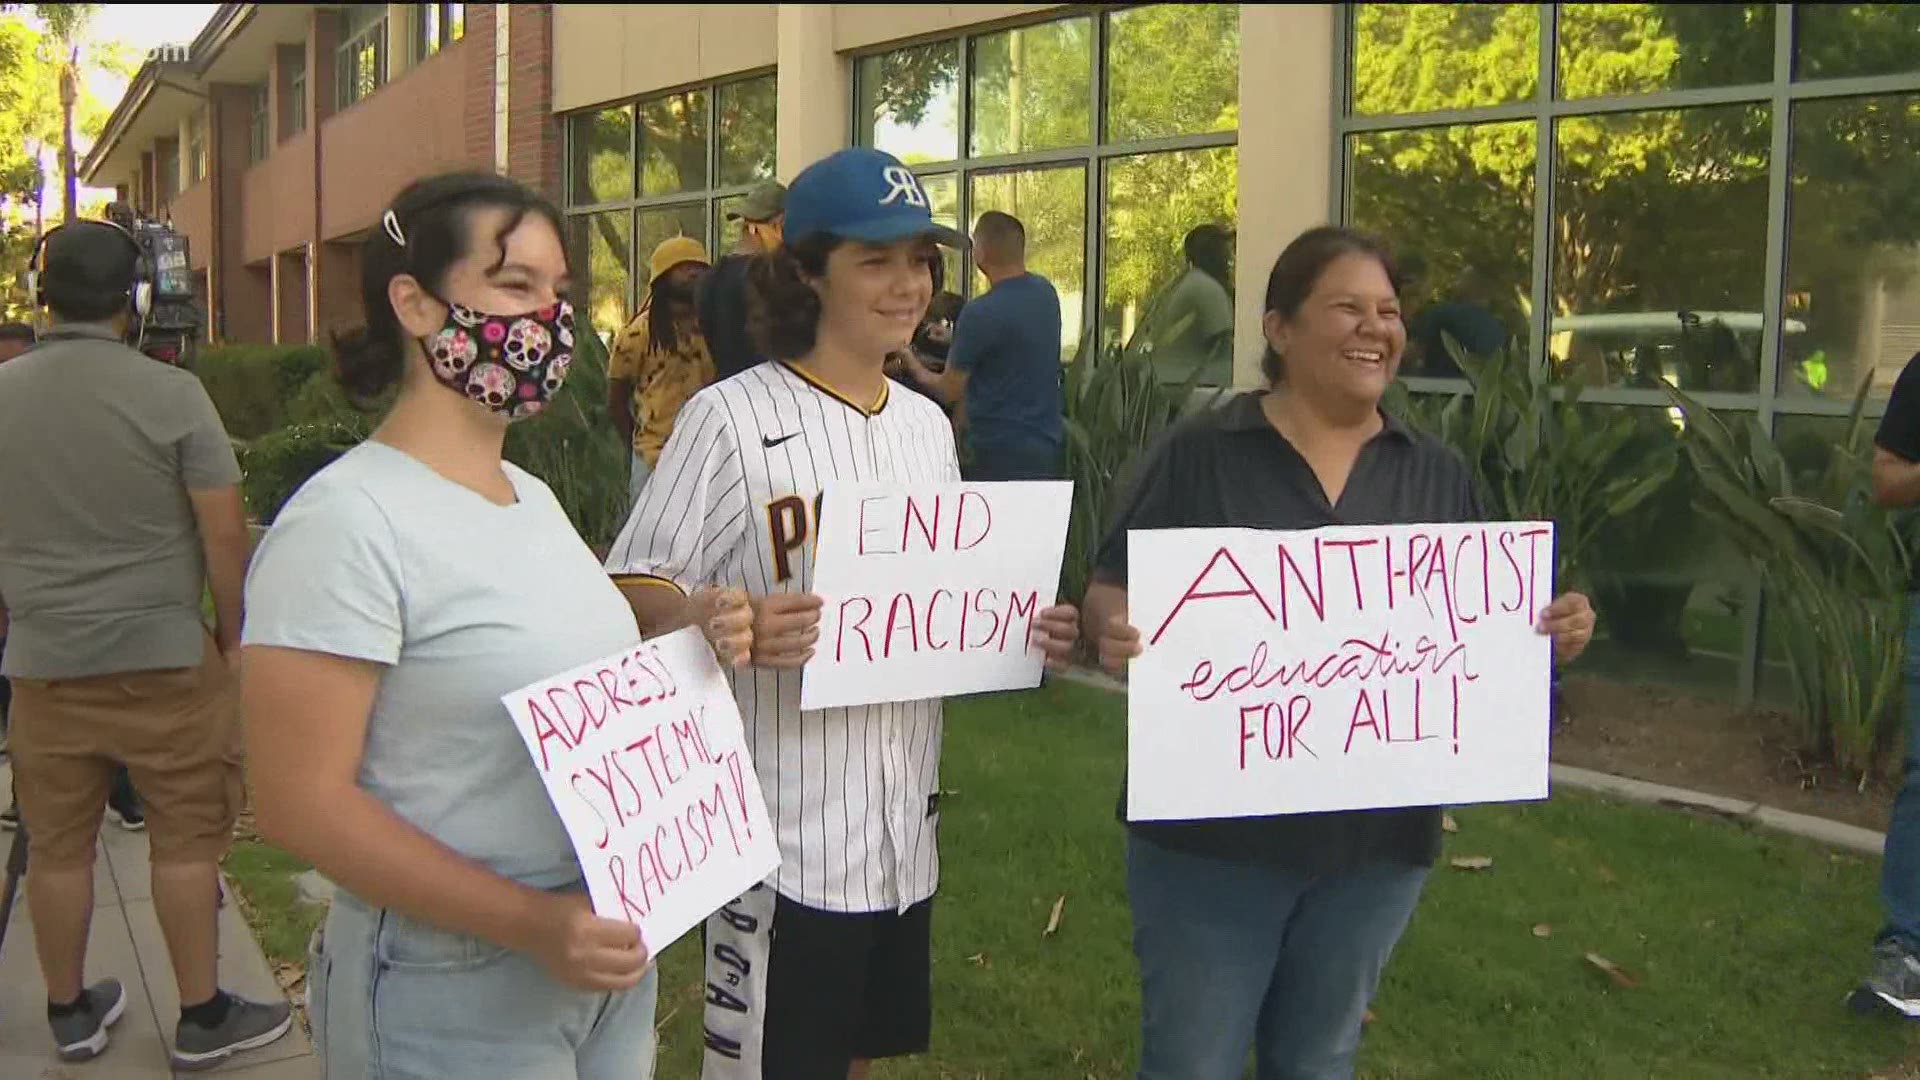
[239,171,752,1079]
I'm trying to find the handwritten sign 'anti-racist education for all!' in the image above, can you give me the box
[1127,522,1556,822]
[502,627,779,955]
[802,481,1073,710]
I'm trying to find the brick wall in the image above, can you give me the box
[505,4,561,203]
[464,4,496,169]
[211,83,272,344]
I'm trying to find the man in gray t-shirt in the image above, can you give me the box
[0,219,289,1067]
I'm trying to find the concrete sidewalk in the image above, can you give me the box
[0,757,317,1079]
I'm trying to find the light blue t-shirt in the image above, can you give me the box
[242,441,643,888]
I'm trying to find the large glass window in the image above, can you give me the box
[562,73,778,332]
[854,5,1240,373]
[249,85,269,163]
[186,109,208,184]
[286,55,306,138]
[1782,92,1920,401]
[1340,2,1920,700]
[336,4,387,110]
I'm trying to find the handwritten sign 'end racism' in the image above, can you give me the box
[802,480,1073,711]
[503,627,779,955]
[1126,522,1555,822]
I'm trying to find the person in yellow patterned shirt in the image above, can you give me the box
[608,236,715,506]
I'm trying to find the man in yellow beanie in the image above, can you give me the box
[609,235,715,506]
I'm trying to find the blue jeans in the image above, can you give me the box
[309,889,658,1079]
[1881,594,1920,952]
[1127,834,1429,1080]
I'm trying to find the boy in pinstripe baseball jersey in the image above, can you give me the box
[606,147,1081,1079]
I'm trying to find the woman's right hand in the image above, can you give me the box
[1098,615,1144,677]
[528,892,652,992]
[751,592,823,668]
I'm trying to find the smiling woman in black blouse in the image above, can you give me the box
[1085,226,1596,1080]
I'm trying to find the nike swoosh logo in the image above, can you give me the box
[762,432,801,449]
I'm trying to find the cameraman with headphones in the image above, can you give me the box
[0,220,291,1068]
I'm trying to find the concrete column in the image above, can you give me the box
[1233,4,1335,389]
[776,4,849,180]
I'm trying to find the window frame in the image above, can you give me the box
[249,83,270,163]
[848,7,1241,363]
[416,2,466,62]
[286,54,307,138]
[186,108,209,184]
[336,5,388,111]
[561,70,781,323]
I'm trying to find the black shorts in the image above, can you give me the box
[701,883,933,1079]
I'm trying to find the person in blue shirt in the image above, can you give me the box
[904,212,1065,480]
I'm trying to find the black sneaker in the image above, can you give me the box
[171,993,294,1072]
[106,789,145,832]
[1849,940,1920,1017]
[50,978,127,1062]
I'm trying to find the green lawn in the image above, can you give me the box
[223,836,323,968]
[225,680,1920,1078]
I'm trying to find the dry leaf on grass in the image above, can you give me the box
[1044,895,1066,937]
[1584,951,1640,989]
[1449,855,1494,871]
[1532,924,1552,939]
[1363,1009,1377,1025]
[967,952,992,969]
[1442,813,1459,834]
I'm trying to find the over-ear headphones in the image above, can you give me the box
[27,218,153,319]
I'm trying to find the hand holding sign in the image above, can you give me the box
[752,592,824,668]
[526,892,651,992]
[503,627,780,957]
[690,587,755,669]
[1127,522,1566,821]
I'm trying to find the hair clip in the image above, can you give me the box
[382,210,406,248]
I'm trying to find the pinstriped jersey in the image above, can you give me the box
[604,361,961,915]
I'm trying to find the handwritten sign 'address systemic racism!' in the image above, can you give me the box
[803,481,1073,710]
[1127,522,1556,822]
[503,627,779,954]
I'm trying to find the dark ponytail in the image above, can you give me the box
[745,232,839,362]
[332,170,567,406]
[1260,225,1402,384]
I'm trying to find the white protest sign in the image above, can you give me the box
[1127,522,1556,822]
[502,627,779,954]
[802,480,1073,710]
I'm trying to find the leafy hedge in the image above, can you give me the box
[198,332,627,547]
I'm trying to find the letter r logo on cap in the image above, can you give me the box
[879,166,928,209]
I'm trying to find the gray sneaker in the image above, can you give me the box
[171,993,294,1072]
[50,978,126,1062]
[1849,940,1920,1017]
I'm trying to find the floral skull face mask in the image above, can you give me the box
[420,299,576,421]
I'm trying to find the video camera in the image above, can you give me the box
[104,201,205,367]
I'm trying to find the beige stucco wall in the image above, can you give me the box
[830,4,1063,52]
[1232,4,1335,388]
[551,5,779,112]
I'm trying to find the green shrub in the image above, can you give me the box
[1059,334,1228,605]
[239,418,371,524]
[1664,375,1911,777]
[196,344,333,439]
[504,323,630,551]
[1385,341,1677,593]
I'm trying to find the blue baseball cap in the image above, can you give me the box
[782,147,969,250]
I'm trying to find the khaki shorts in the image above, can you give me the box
[9,631,243,868]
